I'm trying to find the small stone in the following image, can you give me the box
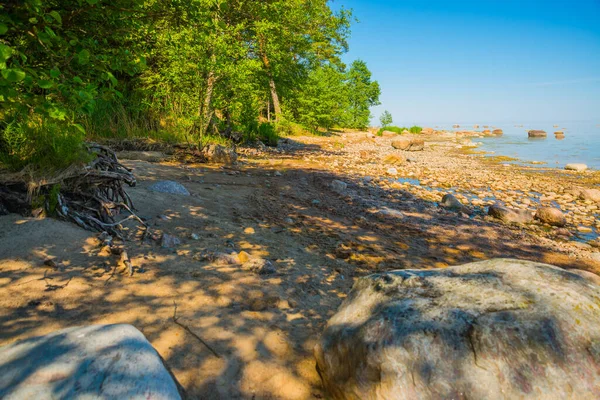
[274,171,282,176]
[283,217,294,225]
[312,199,321,205]
[237,251,251,263]
[244,227,255,234]
[190,233,200,240]
[161,233,181,248]
[331,180,348,193]
[579,188,600,203]
[565,163,588,172]
[148,180,190,196]
[440,193,463,210]
[386,168,398,176]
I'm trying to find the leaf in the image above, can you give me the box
[38,79,53,89]
[48,107,67,120]
[0,44,11,63]
[72,123,86,134]
[1,68,26,82]
[78,49,90,65]
[105,71,117,86]
[49,11,62,24]
[0,24,8,35]
[73,76,83,84]
[50,68,60,78]
[85,0,99,4]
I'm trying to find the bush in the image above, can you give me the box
[376,125,423,136]
[275,119,310,136]
[258,122,280,146]
[0,119,91,172]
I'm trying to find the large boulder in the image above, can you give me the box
[439,193,465,211]
[204,144,237,164]
[391,138,424,151]
[565,163,587,172]
[528,130,547,138]
[488,204,534,224]
[0,324,181,399]
[579,188,600,203]
[314,259,600,400]
[535,206,566,226]
[421,127,434,135]
[492,129,503,135]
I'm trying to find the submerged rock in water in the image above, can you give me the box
[492,129,503,135]
[148,180,190,196]
[528,130,547,138]
[488,204,534,224]
[535,206,566,226]
[0,324,182,400]
[314,259,600,400]
[439,193,464,210]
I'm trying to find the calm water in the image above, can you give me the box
[433,122,600,169]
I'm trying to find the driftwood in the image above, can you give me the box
[0,142,145,239]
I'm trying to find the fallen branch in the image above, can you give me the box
[172,301,221,358]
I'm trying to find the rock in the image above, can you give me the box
[0,324,181,399]
[554,131,564,135]
[386,168,398,176]
[314,259,600,400]
[148,180,190,196]
[382,154,405,165]
[391,138,424,151]
[452,124,460,128]
[440,193,463,210]
[190,233,200,240]
[555,134,565,140]
[117,151,167,163]
[244,258,276,275]
[161,233,181,248]
[534,206,566,227]
[579,188,600,202]
[488,204,534,224]
[492,129,503,135]
[381,130,397,138]
[565,163,587,172]
[528,130,547,138]
[421,127,434,134]
[331,180,348,193]
[204,144,237,164]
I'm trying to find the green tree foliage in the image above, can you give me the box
[0,0,381,171]
[380,110,393,127]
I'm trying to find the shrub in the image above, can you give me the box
[258,122,280,146]
[0,119,91,173]
[376,125,423,136]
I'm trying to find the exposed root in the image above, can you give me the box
[0,142,145,239]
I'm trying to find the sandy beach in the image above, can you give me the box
[1,131,599,399]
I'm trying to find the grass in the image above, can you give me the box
[377,125,423,136]
[0,118,92,173]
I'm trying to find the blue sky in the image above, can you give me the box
[334,0,600,125]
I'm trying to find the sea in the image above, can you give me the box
[429,121,600,169]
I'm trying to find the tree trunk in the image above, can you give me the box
[268,75,281,120]
[199,70,216,136]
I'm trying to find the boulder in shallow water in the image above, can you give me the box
[148,180,190,196]
[0,324,181,400]
[535,206,566,226]
[488,204,534,224]
[528,130,547,138]
[565,163,587,172]
[314,259,600,400]
[492,129,503,135]
[439,193,464,211]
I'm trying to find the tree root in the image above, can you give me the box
[0,142,145,239]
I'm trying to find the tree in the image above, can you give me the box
[345,60,381,129]
[380,110,393,127]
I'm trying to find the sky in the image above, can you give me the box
[333,0,600,126]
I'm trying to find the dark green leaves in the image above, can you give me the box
[1,68,26,82]
[78,49,90,65]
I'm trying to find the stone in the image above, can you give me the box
[314,259,600,400]
[565,163,588,172]
[421,127,434,134]
[391,138,424,151]
[161,233,181,248]
[554,131,564,135]
[203,144,237,164]
[117,151,167,163]
[382,154,405,165]
[0,324,181,400]
[331,180,348,193]
[528,130,547,138]
[492,129,503,135]
[244,258,276,275]
[381,130,397,138]
[535,206,566,227]
[148,180,190,196]
[488,204,534,224]
[386,168,398,176]
[439,193,463,210]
